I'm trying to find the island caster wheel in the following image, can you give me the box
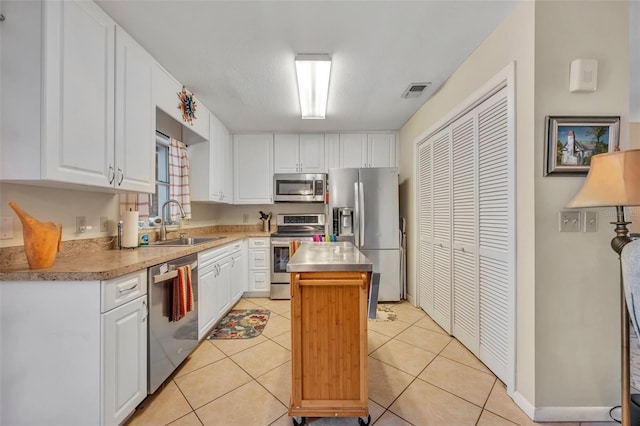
[292,416,306,426]
[358,415,371,425]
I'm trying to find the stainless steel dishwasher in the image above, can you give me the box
[147,254,198,393]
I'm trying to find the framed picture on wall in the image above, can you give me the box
[544,115,620,175]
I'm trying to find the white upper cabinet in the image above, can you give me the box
[338,133,396,168]
[190,113,233,203]
[274,134,300,173]
[153,64,209,141]
[1,0,114,186]
[274,133,325,173]
[234,134,274,204]
[0,1,156,191]
[367,133,396,168]
[324,134,340,172]
[43,0,115,187]
[115,28,155,192]
[339,134,367,168]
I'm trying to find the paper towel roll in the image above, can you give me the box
[122,210,139,248]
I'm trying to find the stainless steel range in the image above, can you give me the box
[270,213,325,299]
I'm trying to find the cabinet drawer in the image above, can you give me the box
[101,270,147,313]
[249,238,269,249]
[249,271,270,291]
[198,245,230,268]
[249,249,269,269]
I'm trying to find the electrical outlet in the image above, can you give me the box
[76,216,86,233]
[0,217,14,239]
[100,216,109,232]
[585,211,598,232]
[559,211,581,232]
[242,214,249,223]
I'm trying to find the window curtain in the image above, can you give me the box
[168,137,192,220]
[120,193,151,220]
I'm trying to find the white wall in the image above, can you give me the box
[533,0,628,410]
[0,183,120,247]
[400,0,631,418]
[399,1,537,403]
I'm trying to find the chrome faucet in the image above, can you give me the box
[160,199,186,241]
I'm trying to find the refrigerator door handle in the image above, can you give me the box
[359,182,365,246]
[354,181,360,246]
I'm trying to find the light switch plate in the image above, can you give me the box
[559,211,581,232]
[585,211,598,232]
[0,217,14,239]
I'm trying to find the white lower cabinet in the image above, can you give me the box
[0,270,147,426]
[102,296,148,425]
[101,270,148,426]
[230,241,248,304]
[197,241,248,339]
[246,237,271,297]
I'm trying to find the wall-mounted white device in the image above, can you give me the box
[569,59,598,92]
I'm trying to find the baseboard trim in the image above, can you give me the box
[512,391,613,422]
[534,405,614,422]
[512,391,535,419]
[406,293,416,306]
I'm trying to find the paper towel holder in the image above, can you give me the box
[118,220,123,250]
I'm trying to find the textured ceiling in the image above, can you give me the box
[96,1,519,132]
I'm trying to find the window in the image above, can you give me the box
[152,133,170,219]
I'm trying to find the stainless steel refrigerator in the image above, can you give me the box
[328,167,401,301]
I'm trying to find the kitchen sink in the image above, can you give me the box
[146,236,226,247]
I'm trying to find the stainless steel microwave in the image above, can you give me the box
[273,173,326,203]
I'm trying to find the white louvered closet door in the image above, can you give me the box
[451,110,479,354]
[417,137,434,315]
[431,128,452,333]
[477,87,512,384]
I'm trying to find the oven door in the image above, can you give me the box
[271,239,291,283]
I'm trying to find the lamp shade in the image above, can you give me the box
[567,149,640,208]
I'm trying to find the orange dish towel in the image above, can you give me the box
[171,265,193,322]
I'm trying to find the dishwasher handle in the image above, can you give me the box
[153,260,198,284]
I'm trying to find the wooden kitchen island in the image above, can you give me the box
[287,242,373,425]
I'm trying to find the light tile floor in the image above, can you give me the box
[125,298,614,426]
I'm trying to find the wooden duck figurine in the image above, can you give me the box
[9,202,62,269]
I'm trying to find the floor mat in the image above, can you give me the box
[207,309,271,339]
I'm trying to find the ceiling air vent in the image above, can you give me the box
[401,82,431,99]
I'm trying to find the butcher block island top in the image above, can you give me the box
[287,242,373,424]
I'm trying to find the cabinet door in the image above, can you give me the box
[102,296,147,426]
[324,133,340,172]
[367,134,396,168]
[231,251,247,303]
[339,134,366,168]
[234,134,274,204]
[216,258,232,318]
[221,126,234,203]
[274,134,300,173]
[299,134,325,173]
[198,265,218,339]
[211,114,226,202]
[43,0,115,187]
[115,28,155,192]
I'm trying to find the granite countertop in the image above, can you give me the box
[0,231,271,281]
[287,241,373,272]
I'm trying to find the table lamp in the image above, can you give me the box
[567,148,640,425]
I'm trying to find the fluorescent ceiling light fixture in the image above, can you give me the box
[295,54,331,119]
